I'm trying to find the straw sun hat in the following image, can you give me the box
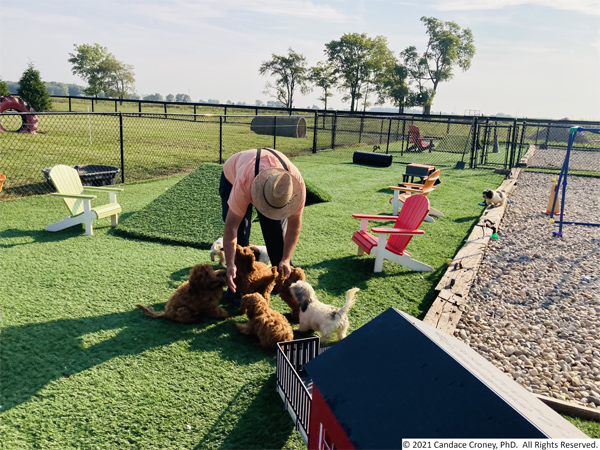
[251,167,303,220]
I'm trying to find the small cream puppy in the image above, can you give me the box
[289,280,359,342]
[210,238,269,268]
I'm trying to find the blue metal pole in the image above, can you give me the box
[555,127,579,237]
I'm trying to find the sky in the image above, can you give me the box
[1,0,599,120]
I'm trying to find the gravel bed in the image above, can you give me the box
[455,171,600,410]
[528,147,600,172]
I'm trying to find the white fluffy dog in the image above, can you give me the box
[483,189,507,207]
[289,281,359,342]
[210,238,269,268]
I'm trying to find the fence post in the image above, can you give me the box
[386,117,392,154]
[331,112,337,150]
[273,116,277,149]
[447,118,450,134]
[164,102,167,119]
[358,115,364,144]
[119,113,125,183]
[312,111,318,153]
[115,100,118,113]
[91,98,94,113]
[69,97,72,112]
[469,117,478,169]
[138,100,142,118]
[194,104,197,122]
[517,121,527,163]
[509,119,518,168]
[219,116,223,164]
[224,106,227,123]
[400,119,406,155]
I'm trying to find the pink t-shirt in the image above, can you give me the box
[223,149,306,218]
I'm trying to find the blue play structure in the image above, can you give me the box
[550,126,600,237]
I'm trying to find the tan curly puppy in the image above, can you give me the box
[234,245,278,301]
[136,264,229,323]
[289,281,359,342]
[236,293,294,350]
[275,267,305,322]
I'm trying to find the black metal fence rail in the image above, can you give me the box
[276,337,322,444]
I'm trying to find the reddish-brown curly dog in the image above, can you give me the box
[236,293,294,350]
[234,245,278,301]
[136,264,229,323]
[275,267,305,322]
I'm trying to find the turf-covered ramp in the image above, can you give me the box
[115,163,224,248]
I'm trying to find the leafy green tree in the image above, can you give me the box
[17,62,53,111]
[68,44,111,96]
[376,59,411,113]
[166,94,175,102]
[175,94,191,103]
[308,63,337,111]
[207,99,219,104]
[259,48,309,109]
[0,78,10,96]
[102,56,136,99]
[44,81,69,96]
[324,33,394,112]
[255,100,264,106]
[410,17,475,114]
[400,46,433,113]
[67,84,83,96]
[68,44,136,99]
[143,93,163,101]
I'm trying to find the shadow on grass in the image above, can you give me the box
[0,310,271,413]
[193,374,295,450]
[0,226,90,248]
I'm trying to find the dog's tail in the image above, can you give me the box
[339,287,359,317]
[135,304,166,319]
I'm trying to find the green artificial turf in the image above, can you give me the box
[1,153,597,449]
[114,163,332,248]
[114,163,225,248]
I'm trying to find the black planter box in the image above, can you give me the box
[42,165,120,187]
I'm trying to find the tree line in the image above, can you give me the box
[259,17,475,114]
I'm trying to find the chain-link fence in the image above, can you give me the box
[1,106,599,200]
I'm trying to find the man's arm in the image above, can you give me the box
[223,210,243,292]
[279,211,302,278]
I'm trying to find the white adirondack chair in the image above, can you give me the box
[46,165,123,236]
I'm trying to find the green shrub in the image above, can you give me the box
[17,62,53,111]
[0,78,9,97]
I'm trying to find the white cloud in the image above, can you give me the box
[434,0,600,15]
[130,0,348,26]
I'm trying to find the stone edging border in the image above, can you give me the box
[424,168,520,333]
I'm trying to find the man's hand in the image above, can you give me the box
[227,264,237,292]
[278,259,292,279]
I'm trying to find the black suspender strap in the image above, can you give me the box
[255,148,289,177]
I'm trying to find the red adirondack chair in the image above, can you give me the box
[351,194,432,273]
[407,125,435,152]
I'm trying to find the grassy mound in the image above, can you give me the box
[115,164,331,248]
[304,178,332,204]
[115,163,224,248]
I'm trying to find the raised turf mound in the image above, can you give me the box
[115,163,224,248]
[115,163,331,248]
